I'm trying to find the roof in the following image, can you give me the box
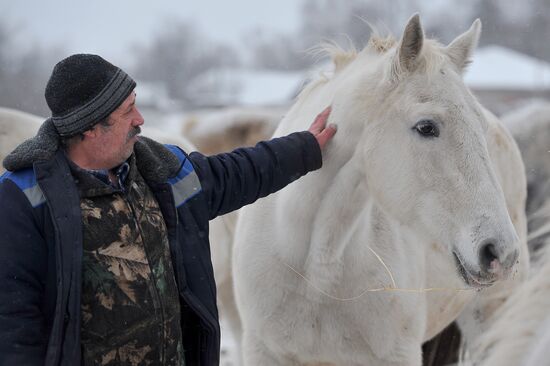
[465,46,550,90]
[187,68,305,107]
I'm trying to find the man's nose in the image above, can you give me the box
[133,108,145,126]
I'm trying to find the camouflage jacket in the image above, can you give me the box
[0,133,322,366]
[69,155,184,365]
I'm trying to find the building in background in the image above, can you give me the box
[465,45,550,115]
[185,68,305,108]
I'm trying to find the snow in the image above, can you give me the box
[465,46,550,90]
[220,319,239,366]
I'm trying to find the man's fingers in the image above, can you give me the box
[316,123,338,149]
[307,105,336,150]
[310,106,332,134]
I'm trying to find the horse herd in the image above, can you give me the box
[2,15,550,366]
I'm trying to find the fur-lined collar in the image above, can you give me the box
[3,118,181,183]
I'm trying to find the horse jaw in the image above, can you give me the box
[445,19,482,74]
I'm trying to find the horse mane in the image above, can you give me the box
[307,26,396,73]
[301,29,450,101]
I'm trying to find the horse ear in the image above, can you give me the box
[445,19,481,74]
[396,13,424,73]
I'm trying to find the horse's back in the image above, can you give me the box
[0,107,42,173]
[141,125,195,152]
[485,107,527,242]
[503,101,550,259]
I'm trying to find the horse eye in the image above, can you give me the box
[414,120,439,138]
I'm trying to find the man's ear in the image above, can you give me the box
[82,127,98,139]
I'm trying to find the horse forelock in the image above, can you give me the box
[368,33,397,53]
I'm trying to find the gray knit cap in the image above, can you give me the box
[45,54,136,137]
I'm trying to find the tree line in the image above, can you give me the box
[1,0,549,116]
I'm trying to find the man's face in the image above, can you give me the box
[94,91,144,168]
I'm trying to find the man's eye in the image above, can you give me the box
[414,120,440,138]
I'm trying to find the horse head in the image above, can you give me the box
[290,15,520,289]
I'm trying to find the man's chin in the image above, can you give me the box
[119,145,136,163]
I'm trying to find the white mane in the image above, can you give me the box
[309,34,451,86]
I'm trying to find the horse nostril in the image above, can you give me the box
[479,242,499,271]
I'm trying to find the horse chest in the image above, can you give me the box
[261,287,423,363]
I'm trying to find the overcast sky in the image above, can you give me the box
[3,0,303,67]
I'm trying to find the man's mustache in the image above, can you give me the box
[127,126,141,140]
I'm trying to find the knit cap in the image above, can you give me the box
[45,54,136,137]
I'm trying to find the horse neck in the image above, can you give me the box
[274,95,369,219]
[300,142,425,283]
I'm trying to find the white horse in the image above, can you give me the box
[182,106,282,154]
[0,107,43,174]
[465,101,550,366]
[504,101,550,260]
[233,15,528,366]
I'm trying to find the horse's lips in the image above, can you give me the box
[453,252,494,289]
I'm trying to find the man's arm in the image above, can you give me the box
[188,107,336,219]
[0,179,48,365]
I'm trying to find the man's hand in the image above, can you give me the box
[308,106,337,150]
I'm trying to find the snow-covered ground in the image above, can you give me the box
[220,319,240,366]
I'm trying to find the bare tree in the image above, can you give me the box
[523,0,550,60]
[0,20,65,116]
[248,0,550,72]
[132,19,240,106]
[0,24,11,97]
[7,45,63,116]
[245,31,312,71]
[249,0,427,71]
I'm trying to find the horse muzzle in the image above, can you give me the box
[453,244,518,289]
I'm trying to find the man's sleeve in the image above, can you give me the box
[188,131,322,219]
[0,179,48,365]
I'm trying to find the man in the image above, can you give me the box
[0,54,336,365]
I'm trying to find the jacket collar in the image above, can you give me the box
[3,117,181,183]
